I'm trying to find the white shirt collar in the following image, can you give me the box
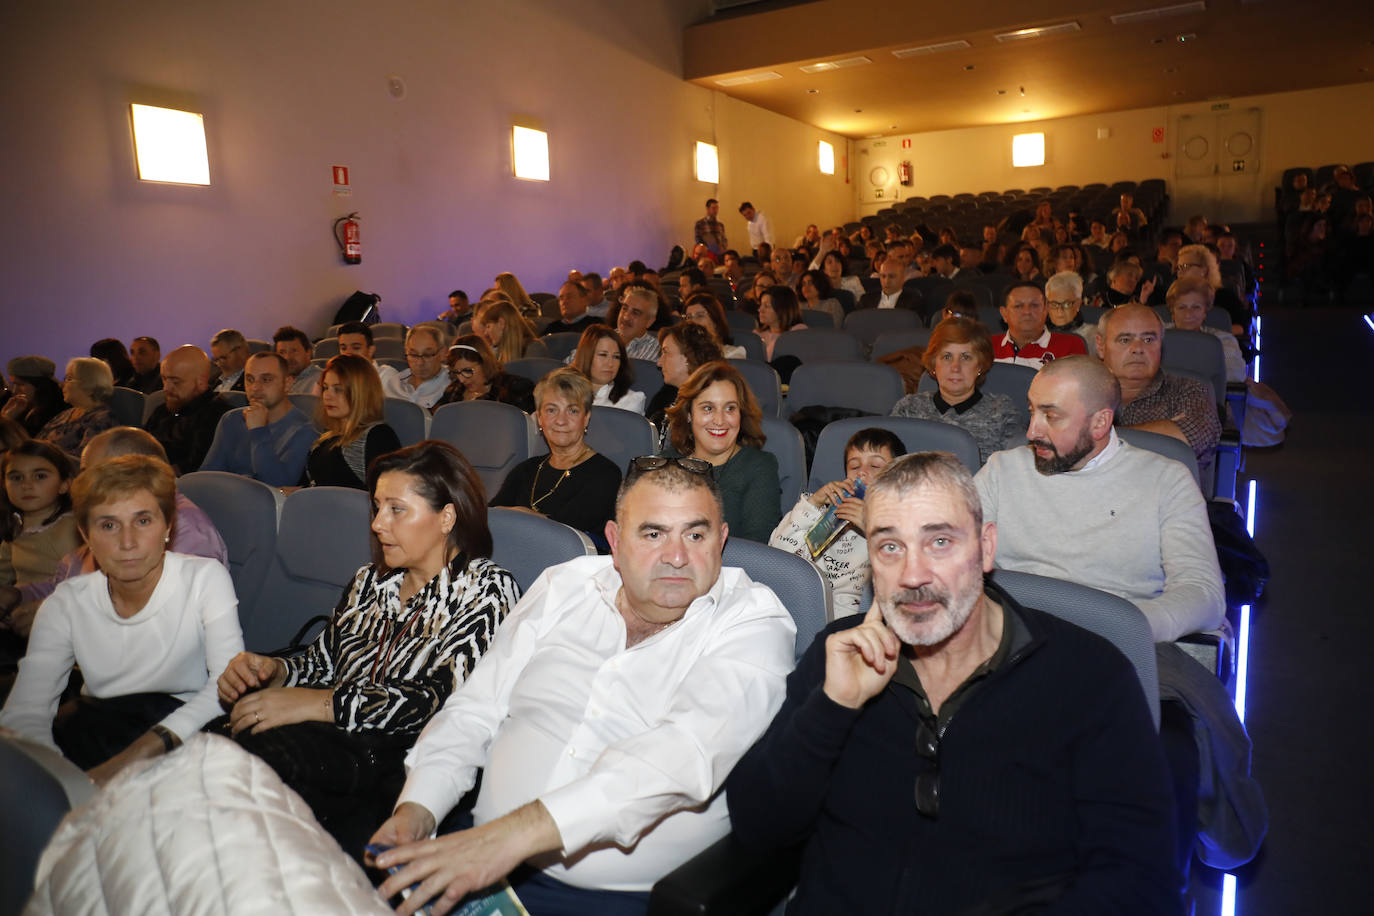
[1078,427,1122,472]
[1001,327,1052,349]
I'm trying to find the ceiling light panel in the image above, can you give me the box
[994,21,1081,42]
[1109,2,1206,26]
[800,56,872,73]
[892,40,972,59]
[714,71,782,86]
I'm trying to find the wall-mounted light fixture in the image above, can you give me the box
[130,103,210,184]
[1012,132,1045,167]
[695,141,719,184]
[818,140,835,175]
[512,125,550,181]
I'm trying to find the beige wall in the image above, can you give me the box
[0,0,850,370]
[854,81,1374,226]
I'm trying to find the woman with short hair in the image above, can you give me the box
[0,454,243,785]
[890,317,1021,464]
[38,357,118,456]
[218,440,518,853]
[490,368,622,543]
[664,361,779,541]
[305,354,401,489]
[1164,277,1248,383]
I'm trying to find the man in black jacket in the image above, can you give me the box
[143,345,231,474]
[726,452,1180,915]
[857,259,925,317]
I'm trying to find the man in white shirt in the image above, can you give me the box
[381,325,448,409]
[738,201,772,255]
[368,459,795,914]
[337,320,400,387]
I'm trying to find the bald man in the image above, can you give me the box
[143,345,232,474]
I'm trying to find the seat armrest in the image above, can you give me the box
[1176,627,1233,681]
[647,834,802,916]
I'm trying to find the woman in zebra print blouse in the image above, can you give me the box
[216,440,520,855]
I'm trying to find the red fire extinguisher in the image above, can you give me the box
[333,212,361,265]
[898,161,913,186]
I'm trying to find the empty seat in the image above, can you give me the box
[843,308,920,348]
[811,415,981,484]
[383,397,429,446]
[760,416,806,515]
[177,471,281,620]
[870,327,932,361]
[505,357,564,386]
[373,338,406,360]
[247,486,372,652]
[430,400,533,496]
[801,309,836,329]
[629,358,664,402]
[787,361,904,417]
[773,329,864,364]
[727,358,782,419]
[109,386,145,426]
[722,538,829,659]
[734,331,766,362]
[541,331,584,361]
[246,338,272,354]
[312,337,340,359]
[371,322,406,340]
[488,507,596,593]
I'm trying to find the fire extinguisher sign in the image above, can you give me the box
[332,165,351,197]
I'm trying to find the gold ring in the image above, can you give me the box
[256,712,261,723]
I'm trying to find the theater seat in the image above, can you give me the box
[0,738,91,916]
[760,416,806,513]
[219,391,248,409]
[843,308,920,350]
[430,400,533,497]
[382,397,429,446]
[727,358,782,419]
[722,538,829,662]
[786,361,904,417]
[177,471,281,622]
[630,358,665,403]
[109,386,145,427]
[488,508,595,594]
[870,327,932,361]
[540,332,583,361]
[808,415,981,487]
[504,357,563,386]
[773,329,864,364]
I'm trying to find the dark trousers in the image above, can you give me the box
[1159,698,1201,883]
[53,692,183,769]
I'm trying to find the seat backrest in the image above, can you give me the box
[800,308,835,329]
[430,400,532,497]
[810,415,980,486]
[0,738,78,916]
[1163,328,1226,405]
[312,337,340,359]
[177,471,280,620]
[504,357,563,386]
[722,539,829,663]
[109,386,145,426]
[373,338,406,360]
[541,331,583,361]
[488,507,596,594]
[383,397,430,446]
[141,389,166,424]
[870,327,932,361]
[536,406,653,478]
[727,358,782,419]
[786,361,904,417]
[288,393,319,418]
[371,322,407,340]
[629,358,664,402]
[832,288,856,314]
[725,310,757,336]
[219,391,248,409]
[734,331,765,362]
[246,486,372,652]
[843,307,920,347]
[773,328,864,364]
[1118,427,1202,490]
[246,338,272,354]
[760,416,806,511]
[990,569,1160,728]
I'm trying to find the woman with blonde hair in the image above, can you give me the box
[472,299,548,364]
[664,361,779,540]
[38,357,118,456]
[492,272,540,317]
[305,354,400,489]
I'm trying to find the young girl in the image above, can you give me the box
[1,440,80,591]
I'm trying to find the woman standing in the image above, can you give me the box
[38,358,119,457]
[571,325,645,414]
[305,355,401,489]
[218,441,518,853]
[490,369,622,543]
[1,454,243,785]
[664,361,779,541]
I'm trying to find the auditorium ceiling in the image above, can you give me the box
[684,0,1374,138]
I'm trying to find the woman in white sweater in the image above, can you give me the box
[0,454,242,785]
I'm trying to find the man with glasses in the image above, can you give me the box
[382,325,448,409]
[992,282,1088,369]
[727,451,1178,914]
[209,328,249,392]
[367,457,794,914]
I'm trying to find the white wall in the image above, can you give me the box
[0,0,852,371]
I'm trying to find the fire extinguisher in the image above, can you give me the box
[898,161,913,186]
[333,212,361,265]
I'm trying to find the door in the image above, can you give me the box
[1173,108,1264,223]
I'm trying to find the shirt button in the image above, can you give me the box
[567,748,575,757]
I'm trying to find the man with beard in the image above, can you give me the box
[142,345,232,474]
[727,452,1180,915]
[973,355,1223,644]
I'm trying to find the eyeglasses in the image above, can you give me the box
[1177,262,1208,271]
[449,367,475,380]
[914,718,941,818]
[1046,300,1079,309]
[406,350,440,361]
[629,456,713,476]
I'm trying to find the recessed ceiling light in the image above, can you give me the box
[964,64,976,71]
[890,124,898,129]
[807,88,820,94]
[997,89,1007,95]
[854,108,863,113]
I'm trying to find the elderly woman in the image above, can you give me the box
[218,441,518,853]
[890,317,1022,464]
[473,299,548,363]
[1101,258,1154,307]
[0,455,243,785]
[1045,271,1097,356]
[490,368,621,543]
[649,322,723,431]
[38,358,119,456]
[435,336,535,412]
[683,292,746,359]
[305,354,402,489]
[571,324,644,414]
[3,357,67,437]
[755,285,807,362]
[798,269,845,327]
[664,361,779,541]
[1175,242,1250,334]
[1164,277,1248,383]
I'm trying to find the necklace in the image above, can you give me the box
[529,446,590,510]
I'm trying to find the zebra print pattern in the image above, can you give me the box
[279,556,519,735]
